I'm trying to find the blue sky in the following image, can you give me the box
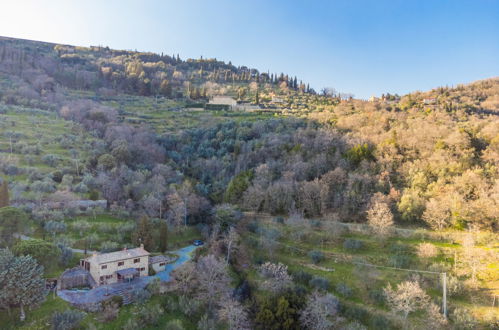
[1,0,498,98]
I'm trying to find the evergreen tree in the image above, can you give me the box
[132,216,154,251]
[12,239,61,272]
[158,221,168,252]
[0,249,46,321]
[0,207,27,247]
[255,89,260,105]
[0,179,9,208]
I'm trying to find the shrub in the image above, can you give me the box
[233,280,251,302]
[246,221,259,233]
[109,295,124,307]
[416,242,438,258]
[388,254,412,268]
[51,309,85,330]
[42,154,60,167]
[309,219,322,228]
[273,216,285,224]
[138,303,163,325]
[131,288,151,304]
[389,242,411,255]
[309,276,330,291]
[428,262,451,273]
[5,164,19,176]
[98,301,119,322]
[308,250,325,264]
[164,319,185,330]
[451,308,477,329]
[370,314,393,330]
[178,294,201,317]
[343,239,364,251]
[89,190,99,200]
[58,244,73,267]
[368,289,385,305]
[293,270,313,285]
[445,275,465,297]
[197,314,217,330]
[342,321,367,330]
[123,318,139,330]
[100,241,119,253]
[341,304,369,323]
[345,143,374,166]
[336,283,353,297]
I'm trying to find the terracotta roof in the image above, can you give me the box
[84,246,150,265]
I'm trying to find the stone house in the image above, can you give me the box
[80,244,150,285]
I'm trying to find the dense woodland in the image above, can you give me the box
[0,36,498,329]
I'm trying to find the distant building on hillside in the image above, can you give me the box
[368,96,379,102]
[271,96,284,104]
[209,96,237,106]
[206,95,237,110]
[80,244,150,285]
[423,98,437,105]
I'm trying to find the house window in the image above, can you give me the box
[100,276,104,282]
[106,275,113,279]
[118,261,124,266]
[133,258,140,263]
[141,267,145,271]
[101,265,107,270]
[159,262,166,266]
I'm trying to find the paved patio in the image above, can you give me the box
[57,276,152,305]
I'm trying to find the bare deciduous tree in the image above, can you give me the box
[460,234,488,287]
[218,299,251,330]
[299,291,340,330]
[384,280,430,319]
[416,242,438,259]
[367,197,394,237]
[172,261,196,296]
[224,227,239,264]
[422,198,451,230]
[259,262,292,294]
[196,255,231,311]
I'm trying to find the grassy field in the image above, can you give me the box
[241,214,499,328]
[0,292,198,330]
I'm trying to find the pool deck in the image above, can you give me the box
[57,245,197,306]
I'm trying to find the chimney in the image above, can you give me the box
[140,243,144,249]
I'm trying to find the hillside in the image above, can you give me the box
[0,36,497,329]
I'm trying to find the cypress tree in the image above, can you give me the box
[132,216,154,251]
[0,179,9,208]
[158,221,168,252]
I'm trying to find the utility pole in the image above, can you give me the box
[442,272,447,318]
